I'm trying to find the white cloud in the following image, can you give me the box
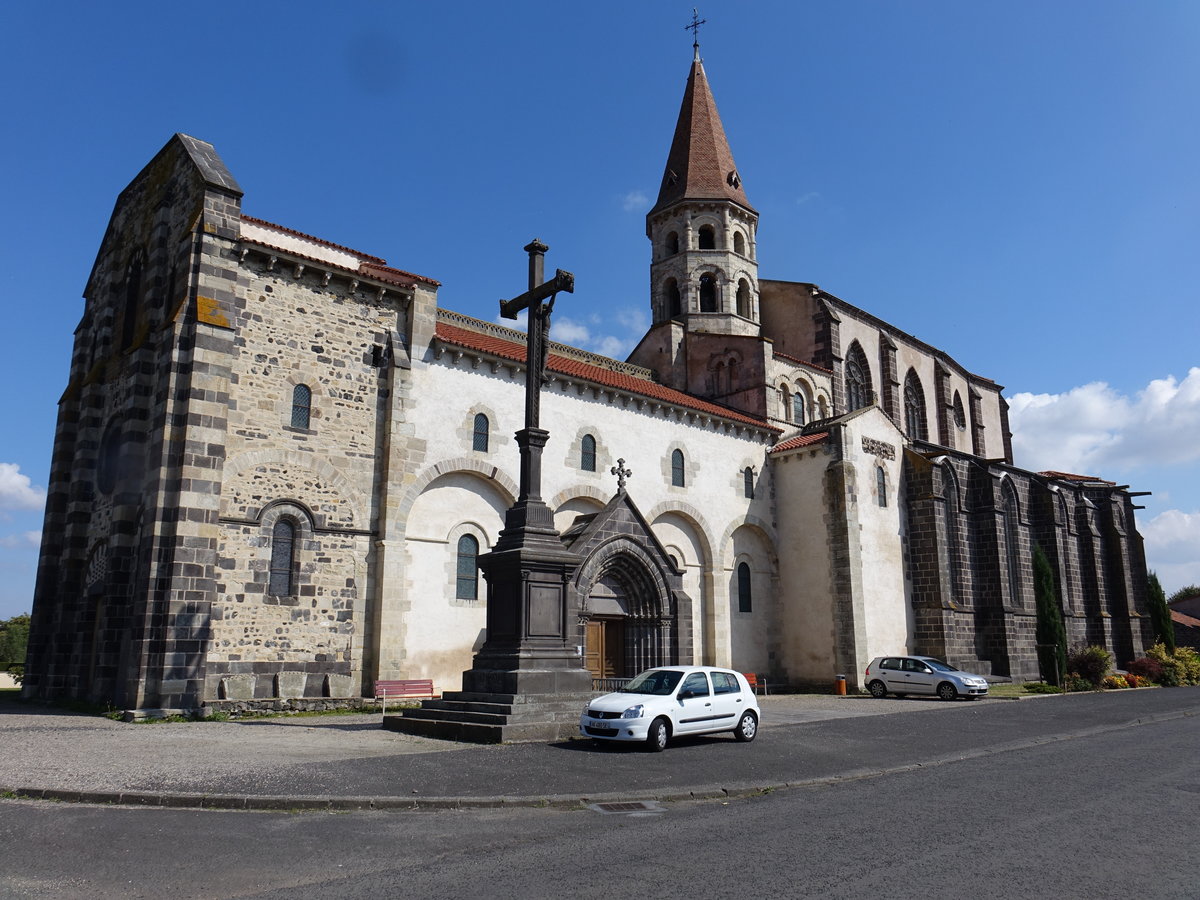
[0,530,41,549]
[621,190,649,212]
[796,191,821,205]
[1008,367,1200,474]
[1140,509,1200,593]
[0,464,45,511]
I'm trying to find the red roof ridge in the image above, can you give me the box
[1039,470,1116,485]
[434,320,778,433]
[241,215,387,264]
[239,238,439,289]
[769,432,830,455]
[772,351,833,375]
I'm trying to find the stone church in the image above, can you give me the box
[24,51,1151,714]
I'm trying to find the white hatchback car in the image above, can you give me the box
[580,666,761,751]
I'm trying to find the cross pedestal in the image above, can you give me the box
[383,241,591,743]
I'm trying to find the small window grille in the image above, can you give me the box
[291,384,312,430]
[473,413,489,452]
[456,534,479,600]
[737,562,752,612]
[581,434,597,472]
[269,519,296,596]
[671,449,686,487]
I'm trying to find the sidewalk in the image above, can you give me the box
[2,690,1195,810]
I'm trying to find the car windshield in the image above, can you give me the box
[924,659,959,672]
[621,669,683,695]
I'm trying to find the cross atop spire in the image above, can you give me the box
[686,8,706,60]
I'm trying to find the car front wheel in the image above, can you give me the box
[937,681,958,701]
[647,717,670,752]
[868,680,887,699]
[733,710,758,742]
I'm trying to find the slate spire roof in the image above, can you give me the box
[650,56,754,216]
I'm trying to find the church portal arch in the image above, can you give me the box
[574,535,679,679]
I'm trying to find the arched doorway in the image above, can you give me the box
[577,542,676,680]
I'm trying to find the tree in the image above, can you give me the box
[1166,584,1200,605]
[1148,572,1175,653]
[0,613,31,683]
[1033,546,1067,685]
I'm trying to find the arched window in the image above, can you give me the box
[904,370,927,440]
[792,391,807,426]
[952,391,966,430]
[581,434,597,472]
[666,279,682,318]
[699,273,717,312]
[698,224,716,250]
[733,231,746,255]
[97,425,122,495]
[671,449,686,487]
[876,466,888,508]
[943,471,962,601]
[1002,483,1022,605]
[291,384,312,430]
[121,254,143,351]
[456,534,479,601]
[473,413,489,452]
[736,279,751,318]
[737,562,752,612]
[269,518,296,596]
[743,467,754,499]
[845,342,872,412]
[666,232,680,255]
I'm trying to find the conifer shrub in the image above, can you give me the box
[1067,644,1113,686]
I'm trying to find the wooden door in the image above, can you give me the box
[584,618,626,679]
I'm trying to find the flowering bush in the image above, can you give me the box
[1123,673,1143,688]
[1067,645,1113,686]
[1146,643,1200,686]
[1102,674,1129,689]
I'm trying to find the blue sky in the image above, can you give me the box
[1,1,1197,619]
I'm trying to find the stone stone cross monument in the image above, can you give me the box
[460,240,592,705]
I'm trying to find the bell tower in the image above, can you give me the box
[647,42,760,338]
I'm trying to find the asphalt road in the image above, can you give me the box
[1,688,1196,898]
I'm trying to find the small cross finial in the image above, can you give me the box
[611,458,633,493]
[686,8,706,59]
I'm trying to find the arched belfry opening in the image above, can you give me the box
[559,491,693,684]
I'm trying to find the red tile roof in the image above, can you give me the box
[768,432,830,454]
[772,351,833,375]
[651,59,754,215]
[241,215,386,263]
[435,320,779,432]
[1039,470,1116,485]
[241,215,440,286]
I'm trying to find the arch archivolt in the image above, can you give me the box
[399,457,518,527]
[574,535,673,619]
[647,501,716,567]
[716,516,777,573]
[221,449,369,528]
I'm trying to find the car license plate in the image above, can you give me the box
[589,719,607,729]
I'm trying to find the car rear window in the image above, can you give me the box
[880,658,900,670]
[711,671,740,694]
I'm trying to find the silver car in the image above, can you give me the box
[865,656,989,700]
